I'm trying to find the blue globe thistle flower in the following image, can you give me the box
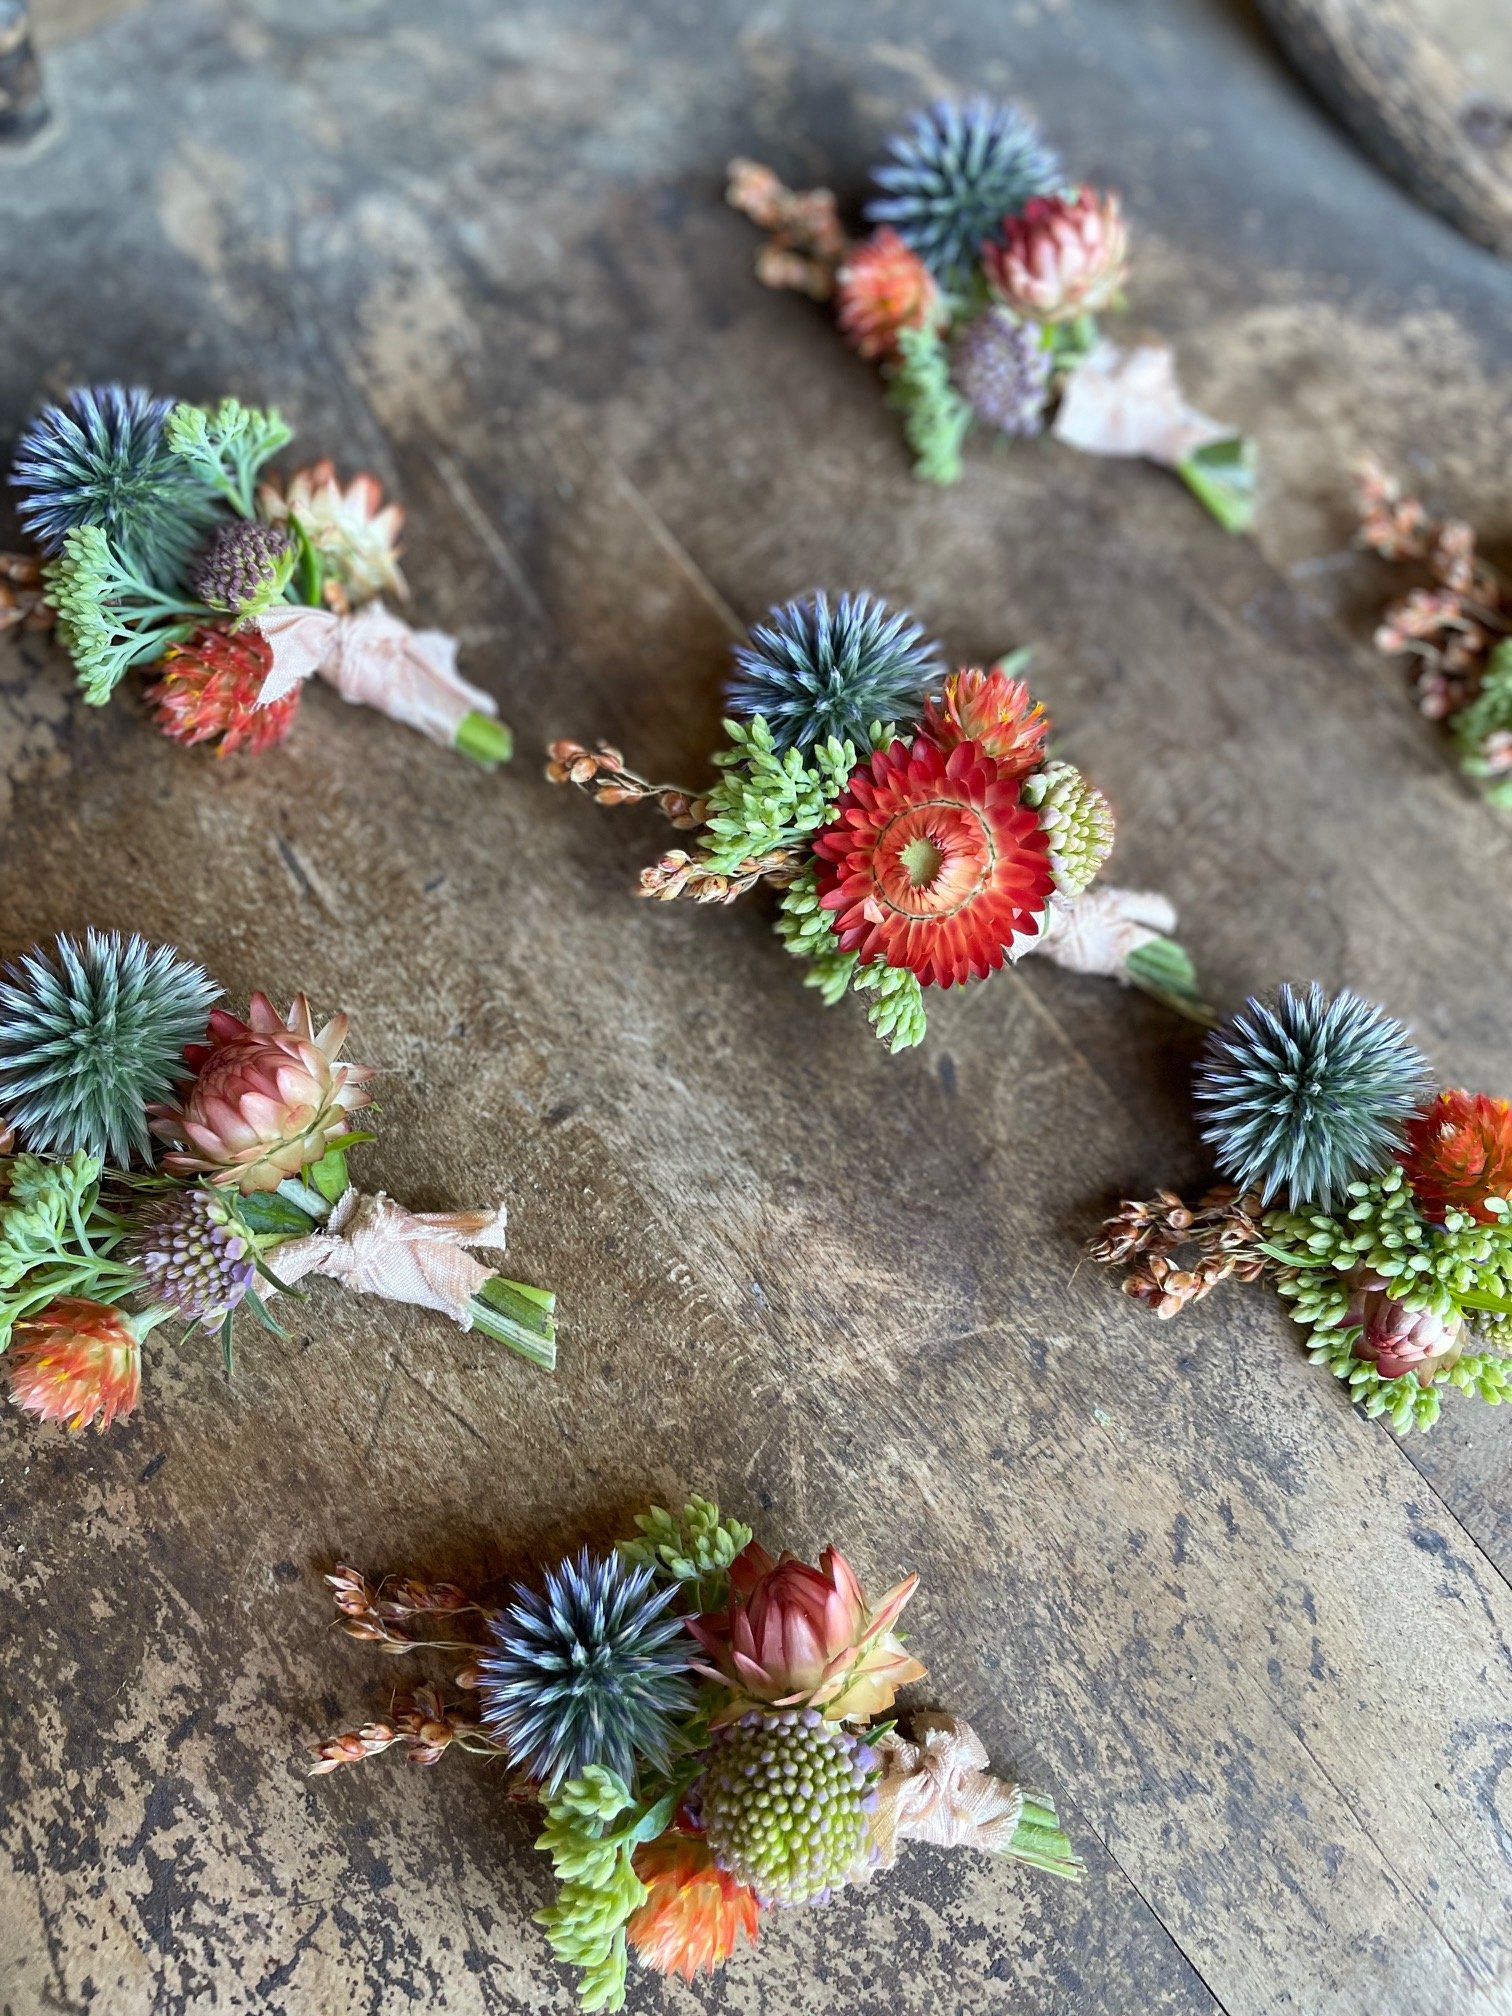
[726,591,944,751]
[477,1550,693,1793]
[0,931,220,1165]
[1195,983,1431,1209]
[10,384,220,587]
[867,100,1062,289]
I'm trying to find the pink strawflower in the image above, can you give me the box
[151,992,375,1195]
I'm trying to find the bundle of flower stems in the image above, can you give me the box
[0,932,554,1432]
[315,1497,1081,2009]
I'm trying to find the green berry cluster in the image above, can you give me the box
[1261,1166,1512,1433]
[699,1710,878,1906]
[775,865,927,1052]
[1021,760,1115,897]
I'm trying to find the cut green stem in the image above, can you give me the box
[455,711,514,768]
[470,1275,557,1371]
[1006,1793,1085,1880]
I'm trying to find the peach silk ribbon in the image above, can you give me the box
[864,1714,1027,1871]
[1019,885,1179,981]
[1054,337,1234,468]
[254,603,500,747]
[266,1188,510,1330]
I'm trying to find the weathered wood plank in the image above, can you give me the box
[3,1,1512,2013]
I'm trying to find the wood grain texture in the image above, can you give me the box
[1,2,1511,2012]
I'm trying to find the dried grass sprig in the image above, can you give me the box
[545,740,708,827]
[725,159,850,298]
[1091,1186,1266,1317]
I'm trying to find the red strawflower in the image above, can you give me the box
[835,227,940,362]
[627,1835,760,1981]
[6,1297,142,1432]
[812,734,1055,986]
[1400,1088,1512,1223]
[922,666,1048,776]
[144,625,300,758]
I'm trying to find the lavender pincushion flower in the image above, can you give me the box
[193,519,294,617]
[135,1189,255,1328]
[952,308,1051,436]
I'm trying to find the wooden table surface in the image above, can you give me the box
[2,2,1510,2012]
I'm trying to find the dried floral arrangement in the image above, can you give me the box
[1093,983,1512,1433]
[1356,461,1512,802]
[314,1497,1081,2009]
[0,931,555,1432]
[3,384,511,765]
[548,589,1202,1051]
[727,100,1255,530]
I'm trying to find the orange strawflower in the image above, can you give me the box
[627,1835,760,1981]
[1401,1089,1512,1223]
[145,625,300,758]
[6,1297,143,1432]
[922,666,1048,776]
[835,228,940,362]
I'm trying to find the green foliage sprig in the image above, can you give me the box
[0,1153,139,1348]
[1453,639,1512,805]
[1259,1165,1512,1432]
[1262,1165,1512,1329]
[618,1497,753,1614]
[696,716,860,875]
[45,526,208,703]
[885,324,972,485]
[775,865,927,1051]
[166,398,293,518]
[535,1767,678,2014]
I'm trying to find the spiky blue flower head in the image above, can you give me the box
[0,932,219,1166]
[726,591,944,752]
[1194,983,1432,1210]
[10,385,219,587]
[867,100,1062,289]
[477,1549,693,1794]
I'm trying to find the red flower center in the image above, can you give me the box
[875,803,993,918]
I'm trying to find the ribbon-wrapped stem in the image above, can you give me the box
[867,1713,1084,1882]
[255,603,512,768]
[1025,886,1214,1022]
[260,1181,556,1371]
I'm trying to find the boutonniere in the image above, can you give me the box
[727,99,1255,529]
[0,931,554,1433]
[1093,983,1512,1433]
[315,1497,1080,2008]
[5,385,511,765]
[549,589,1202,1050]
